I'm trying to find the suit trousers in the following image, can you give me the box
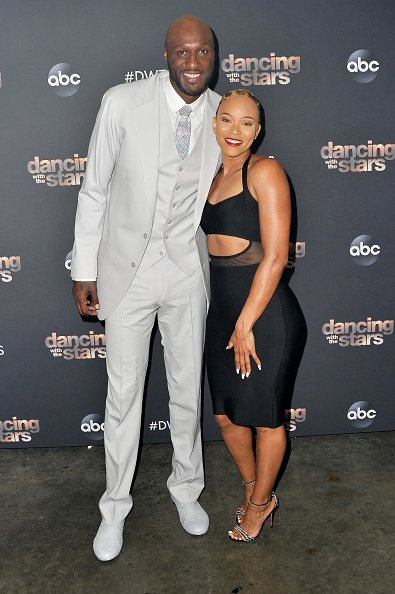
[99,255,207,524]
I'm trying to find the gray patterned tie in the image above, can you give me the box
[174,105,192,161]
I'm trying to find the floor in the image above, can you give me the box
[1,432,394,594]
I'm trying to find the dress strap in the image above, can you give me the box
[241,155,252,190]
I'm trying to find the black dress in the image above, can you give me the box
[201,156,306,428]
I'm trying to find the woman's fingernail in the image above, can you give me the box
[236,368,240,374]
[258,364,262,371]
[225,346,229,349]
[241,373,245,380]
[246,371,250,378]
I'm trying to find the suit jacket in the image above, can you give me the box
[71,72,221,320]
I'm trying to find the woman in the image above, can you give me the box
[201,89,306,542]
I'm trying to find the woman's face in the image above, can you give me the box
[213,94,261,156]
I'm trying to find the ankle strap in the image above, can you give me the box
[248,496,270,508]
[249,492,278,509]
[242,478,256,486]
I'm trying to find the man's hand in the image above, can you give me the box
[72,281,100,316]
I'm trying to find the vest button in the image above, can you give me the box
[178,167,183,172]
[143,233,147,238]
[159,251,164,256]
[131,262,136,267]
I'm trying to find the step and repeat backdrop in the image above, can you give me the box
[1,1,393,447]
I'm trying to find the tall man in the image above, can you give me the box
[71,15,221,561]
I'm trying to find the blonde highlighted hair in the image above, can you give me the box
[216,88,262,123]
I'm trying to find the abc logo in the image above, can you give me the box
[349,235,380,266]
[48,63,81,97]
[81,413,104,441]
[65,251,72,272]
[347,401,376,429]
[347,50,379,83]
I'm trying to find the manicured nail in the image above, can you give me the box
[236,368,240,374]
[246,371,250,378]
[241,373,245,380]
[225,346,230,349]
[258,364,262,371]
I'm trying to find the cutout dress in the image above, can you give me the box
[201,156,306,427]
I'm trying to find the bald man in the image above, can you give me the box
[71,15,221,560]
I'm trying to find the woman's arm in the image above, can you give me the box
[227,158,291,377]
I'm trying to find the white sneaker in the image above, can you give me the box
[93,521,124,561]
[175,501,209,535]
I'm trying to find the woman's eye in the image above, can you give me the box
[221,117,231,123]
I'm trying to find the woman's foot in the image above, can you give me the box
[236,479,255,524]
[229,493,278,541]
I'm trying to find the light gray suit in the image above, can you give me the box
[71,72,221,524]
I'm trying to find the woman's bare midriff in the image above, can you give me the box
[207,234,250,257]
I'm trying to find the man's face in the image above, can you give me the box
[164,21,215,103]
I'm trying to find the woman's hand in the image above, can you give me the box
[227,326,261,378]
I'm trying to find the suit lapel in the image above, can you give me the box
[194,90,221,231]
[132,77,161,219]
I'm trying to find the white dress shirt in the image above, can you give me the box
[163,74,206,157]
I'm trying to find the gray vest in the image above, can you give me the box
[138,82,204,276]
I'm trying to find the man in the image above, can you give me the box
[71,15,221,561]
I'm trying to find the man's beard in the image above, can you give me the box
[167,63,213,98]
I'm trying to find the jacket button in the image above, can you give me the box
[143,233,148,238]
[131,262,136,267]
[179,167,183,172]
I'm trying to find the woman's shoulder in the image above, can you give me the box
[247,155,288,200]
[248,154,285,178]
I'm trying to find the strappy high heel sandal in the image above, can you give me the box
[229,492,279,542]
[236,479,255,524]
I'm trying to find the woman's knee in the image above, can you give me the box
[255,424,285,437]
[215,414,234,431]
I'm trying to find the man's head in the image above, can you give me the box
[164,15,215,104]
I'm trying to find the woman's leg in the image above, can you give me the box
[229,424,286,540]
[215,414,256,510]
[253,424,286,502]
